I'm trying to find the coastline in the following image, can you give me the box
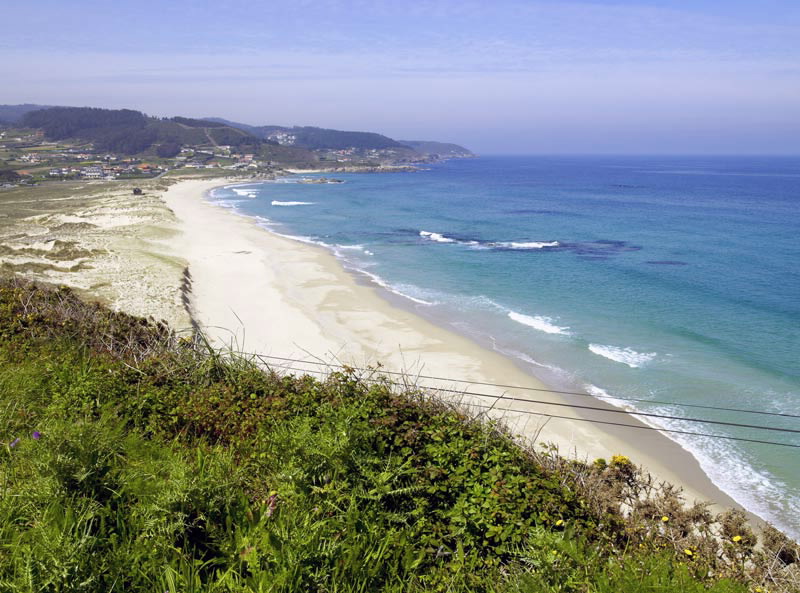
[163,178,749,518]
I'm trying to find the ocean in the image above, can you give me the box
[210,155,800,538]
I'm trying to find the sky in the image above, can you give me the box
[3,0,800,154]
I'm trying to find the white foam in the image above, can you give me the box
[584,383,639,412]
[585,385,800,540]
[676,432,800,542]
[359,270,436,305]
[232,188,258,198]
[492,343,567,375]
[508,311,571,335]
[271,201,315,206]
[588,344,657,368]
[271,231,328,248]
[420,230,456,243]
[493,241,560,250]
[253,215,273,227]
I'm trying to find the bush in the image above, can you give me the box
[0,277,794,592]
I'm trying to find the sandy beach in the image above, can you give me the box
[161,178,748,515]
[0,175,750,519]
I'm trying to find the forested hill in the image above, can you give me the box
[20,107,261,155]
[205,117,472,155]
[0,103,57,125]
[277,126,406,150]
[206,118,406,150]
[3,104,474,160]
[399,140,474,158]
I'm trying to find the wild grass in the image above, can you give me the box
[0,276,797,592]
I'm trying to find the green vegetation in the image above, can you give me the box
[398,140,474,158]
[1,277,797,592]
[275,126,406,150]
[0,104,56,125]
[1,106,472,175]
[0,169,23,183]
[19,108,262,155]
[207,118,413,151]
[170,117,229,128]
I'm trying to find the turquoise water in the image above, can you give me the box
[211,156,800,537]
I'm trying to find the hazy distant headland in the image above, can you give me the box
[0,104,474,187]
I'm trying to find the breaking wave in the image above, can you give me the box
[419,230,557,250]
[508,311,571,335]
[492,241,560,250]
[420,230,457,243]
[588,344,657,368]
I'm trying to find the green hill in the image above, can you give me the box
[399,140,475,158]
[20,107,261,154]
[206,117,473,157]
[14,107,317,163]
[206,118,407,150]
[0,103,57,125]
[1,276,796,592]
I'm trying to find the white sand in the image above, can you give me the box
[163,178,746,514]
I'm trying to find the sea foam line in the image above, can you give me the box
[267,231,429,305]
[358,270,437,306]
[508,311,571,335]
[419,230,558,250]
[492,241,560,250]
[588,344,657,368]
[334,244,375,257]
[584,384,800,540]
[272,200,315,206]
[232,188,258,198]
[420,230,457,243]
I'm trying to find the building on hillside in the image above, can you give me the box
[81,166,104,179]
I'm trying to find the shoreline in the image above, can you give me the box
[163,178,750,520]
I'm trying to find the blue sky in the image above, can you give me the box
[3,0,799,153]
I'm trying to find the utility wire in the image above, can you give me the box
[262,360,800,450]
[252,353,800,425]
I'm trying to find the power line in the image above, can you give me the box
[254,354,800,420]
[261,360,800,450]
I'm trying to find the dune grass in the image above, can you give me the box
[0,276,797,592]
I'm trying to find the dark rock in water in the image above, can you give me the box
[561,240,642,257]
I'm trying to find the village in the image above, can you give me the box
[0,125,435,188]
[0,128,272,186]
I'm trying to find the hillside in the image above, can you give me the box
[207,117,407,150]
[207,117,471,157]
[399,140,475,158]
[1,106,473,164]
[0,103,56,125]
[1,276,797,592]
[20,107,262,154]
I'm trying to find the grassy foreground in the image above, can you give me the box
[0,277,798,592]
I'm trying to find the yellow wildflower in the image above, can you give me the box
[555,519,564,527]
[684,549,694,556]
[732,535,742,542]
[661,516,669,522]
